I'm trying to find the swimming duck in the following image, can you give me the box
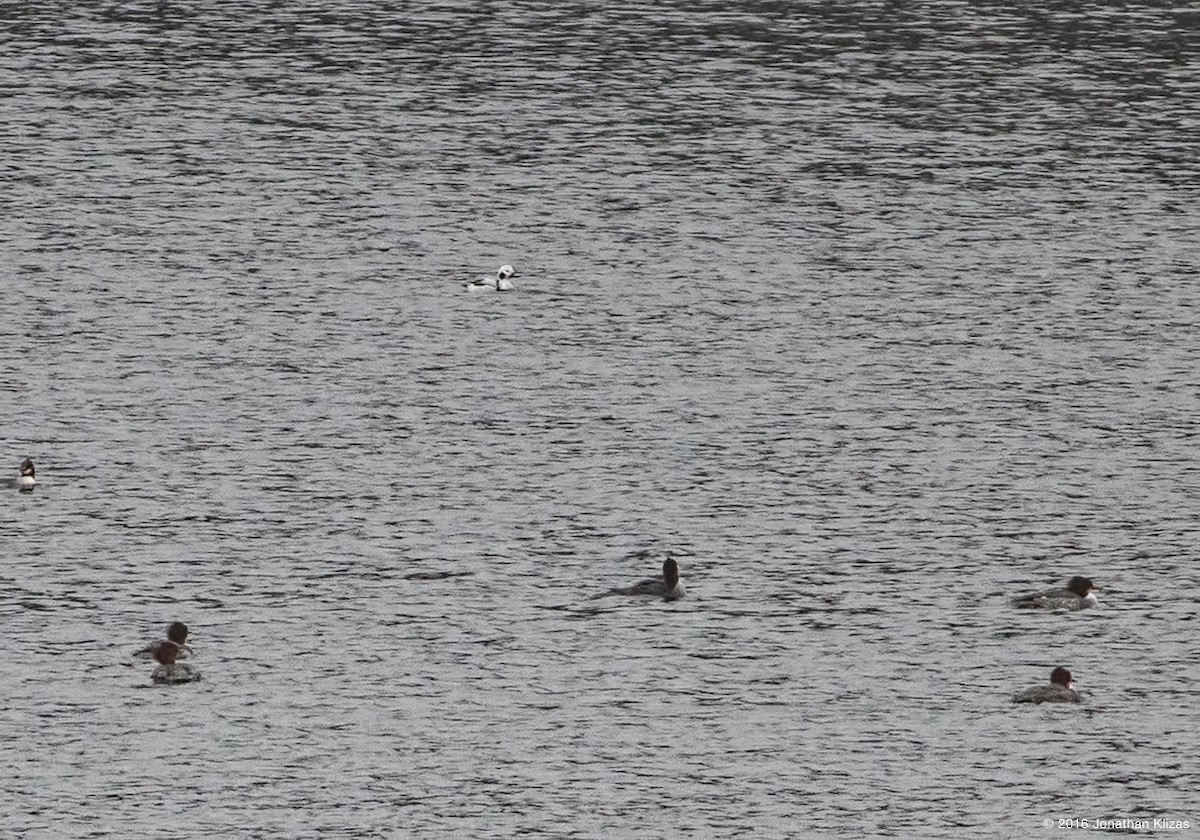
[466,264,516,292]
[1014,666,1080,704]
[151,641,201,685]
[15,458,35,492]
[598,555,685,602]
[134,622,192,661]
[1011,576,1098,610]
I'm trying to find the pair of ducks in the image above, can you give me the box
[1011,576,1099,704]
[135,622,201,685]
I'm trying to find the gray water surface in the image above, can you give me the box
[2,2,1198,837]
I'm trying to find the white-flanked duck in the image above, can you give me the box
[15,458,36,492]
[466,264,516,292]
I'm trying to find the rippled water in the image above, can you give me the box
[2,2,1198,836]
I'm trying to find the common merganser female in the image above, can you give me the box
[151,641,201,685]
[466,264,516,292]
[597,556,685,602]
[1011,576,1098,610]
[134,622,192,661]
[15,458,35,492]
[1014,667,1080,704]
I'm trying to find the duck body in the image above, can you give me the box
[1014,684,1079,704]
[152,662,202,685]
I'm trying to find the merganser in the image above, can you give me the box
[597,556,685,602]
[134,622,192,661]
[151,641,201,685]
[1011,576,1098,610]
[1014,666,1080,704]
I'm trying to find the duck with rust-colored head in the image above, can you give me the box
[151,641,201,685]
[596,555,685,602]
[1014,667,1080,704]
[134,622,193,662]
[1011,576,1098,610]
